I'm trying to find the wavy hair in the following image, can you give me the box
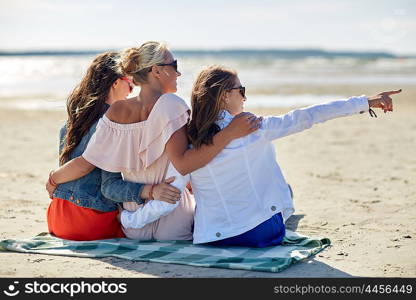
[59,51,122,165]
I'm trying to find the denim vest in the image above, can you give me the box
[53,116,145,212]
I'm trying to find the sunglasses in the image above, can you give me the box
[120,77,134,93]
[156,59,178,72]
[228,86,246,98]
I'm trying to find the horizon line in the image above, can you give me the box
[0,48,414,58]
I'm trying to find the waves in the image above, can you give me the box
[0,50,414,111]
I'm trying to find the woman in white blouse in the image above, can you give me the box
[121,65,400,247]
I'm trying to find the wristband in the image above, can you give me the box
[369,108,377,118]
[149,184,155,200]
[49,171,58,187]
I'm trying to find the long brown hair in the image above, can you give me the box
[187,65,237,149]
[59,51,122,165]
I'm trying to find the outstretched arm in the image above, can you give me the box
[261,90,401,141]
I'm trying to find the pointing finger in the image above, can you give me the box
[382,89,402,96]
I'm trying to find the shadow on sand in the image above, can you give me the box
[285,214,305,232]
[96,214,350,278]
[98,255,352,278]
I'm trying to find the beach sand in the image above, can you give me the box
[0,85,415,277]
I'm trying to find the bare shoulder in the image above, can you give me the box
[105,99,142,124]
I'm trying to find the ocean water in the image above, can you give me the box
[0,50,415,111]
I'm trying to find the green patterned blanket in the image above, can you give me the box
[0,230,330,273]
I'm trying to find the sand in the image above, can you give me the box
[0,85,415,277]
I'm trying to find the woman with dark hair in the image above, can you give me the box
[47,51,182,241]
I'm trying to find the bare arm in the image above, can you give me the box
[104,98,262,175]
[166,112,262,175]
[52,156,95,184]
[49,112,263,186]
[45,156,95,198]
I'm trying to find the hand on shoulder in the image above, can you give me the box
[224,112,263,139]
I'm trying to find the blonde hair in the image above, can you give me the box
[118,41,169,85]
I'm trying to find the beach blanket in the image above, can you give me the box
[0,230,330,273]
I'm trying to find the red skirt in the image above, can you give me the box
[47,197,125,241]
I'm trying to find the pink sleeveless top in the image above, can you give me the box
[82,93,194,240]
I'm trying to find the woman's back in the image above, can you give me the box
[190,110,294,244]
[82,93,189,185]
[81,93,195,241]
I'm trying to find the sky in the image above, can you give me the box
[0,0,415,55]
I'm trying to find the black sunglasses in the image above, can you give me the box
[228,86,246,98]
[155,59,178,72]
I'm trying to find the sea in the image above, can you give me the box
[0,49,415,111]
